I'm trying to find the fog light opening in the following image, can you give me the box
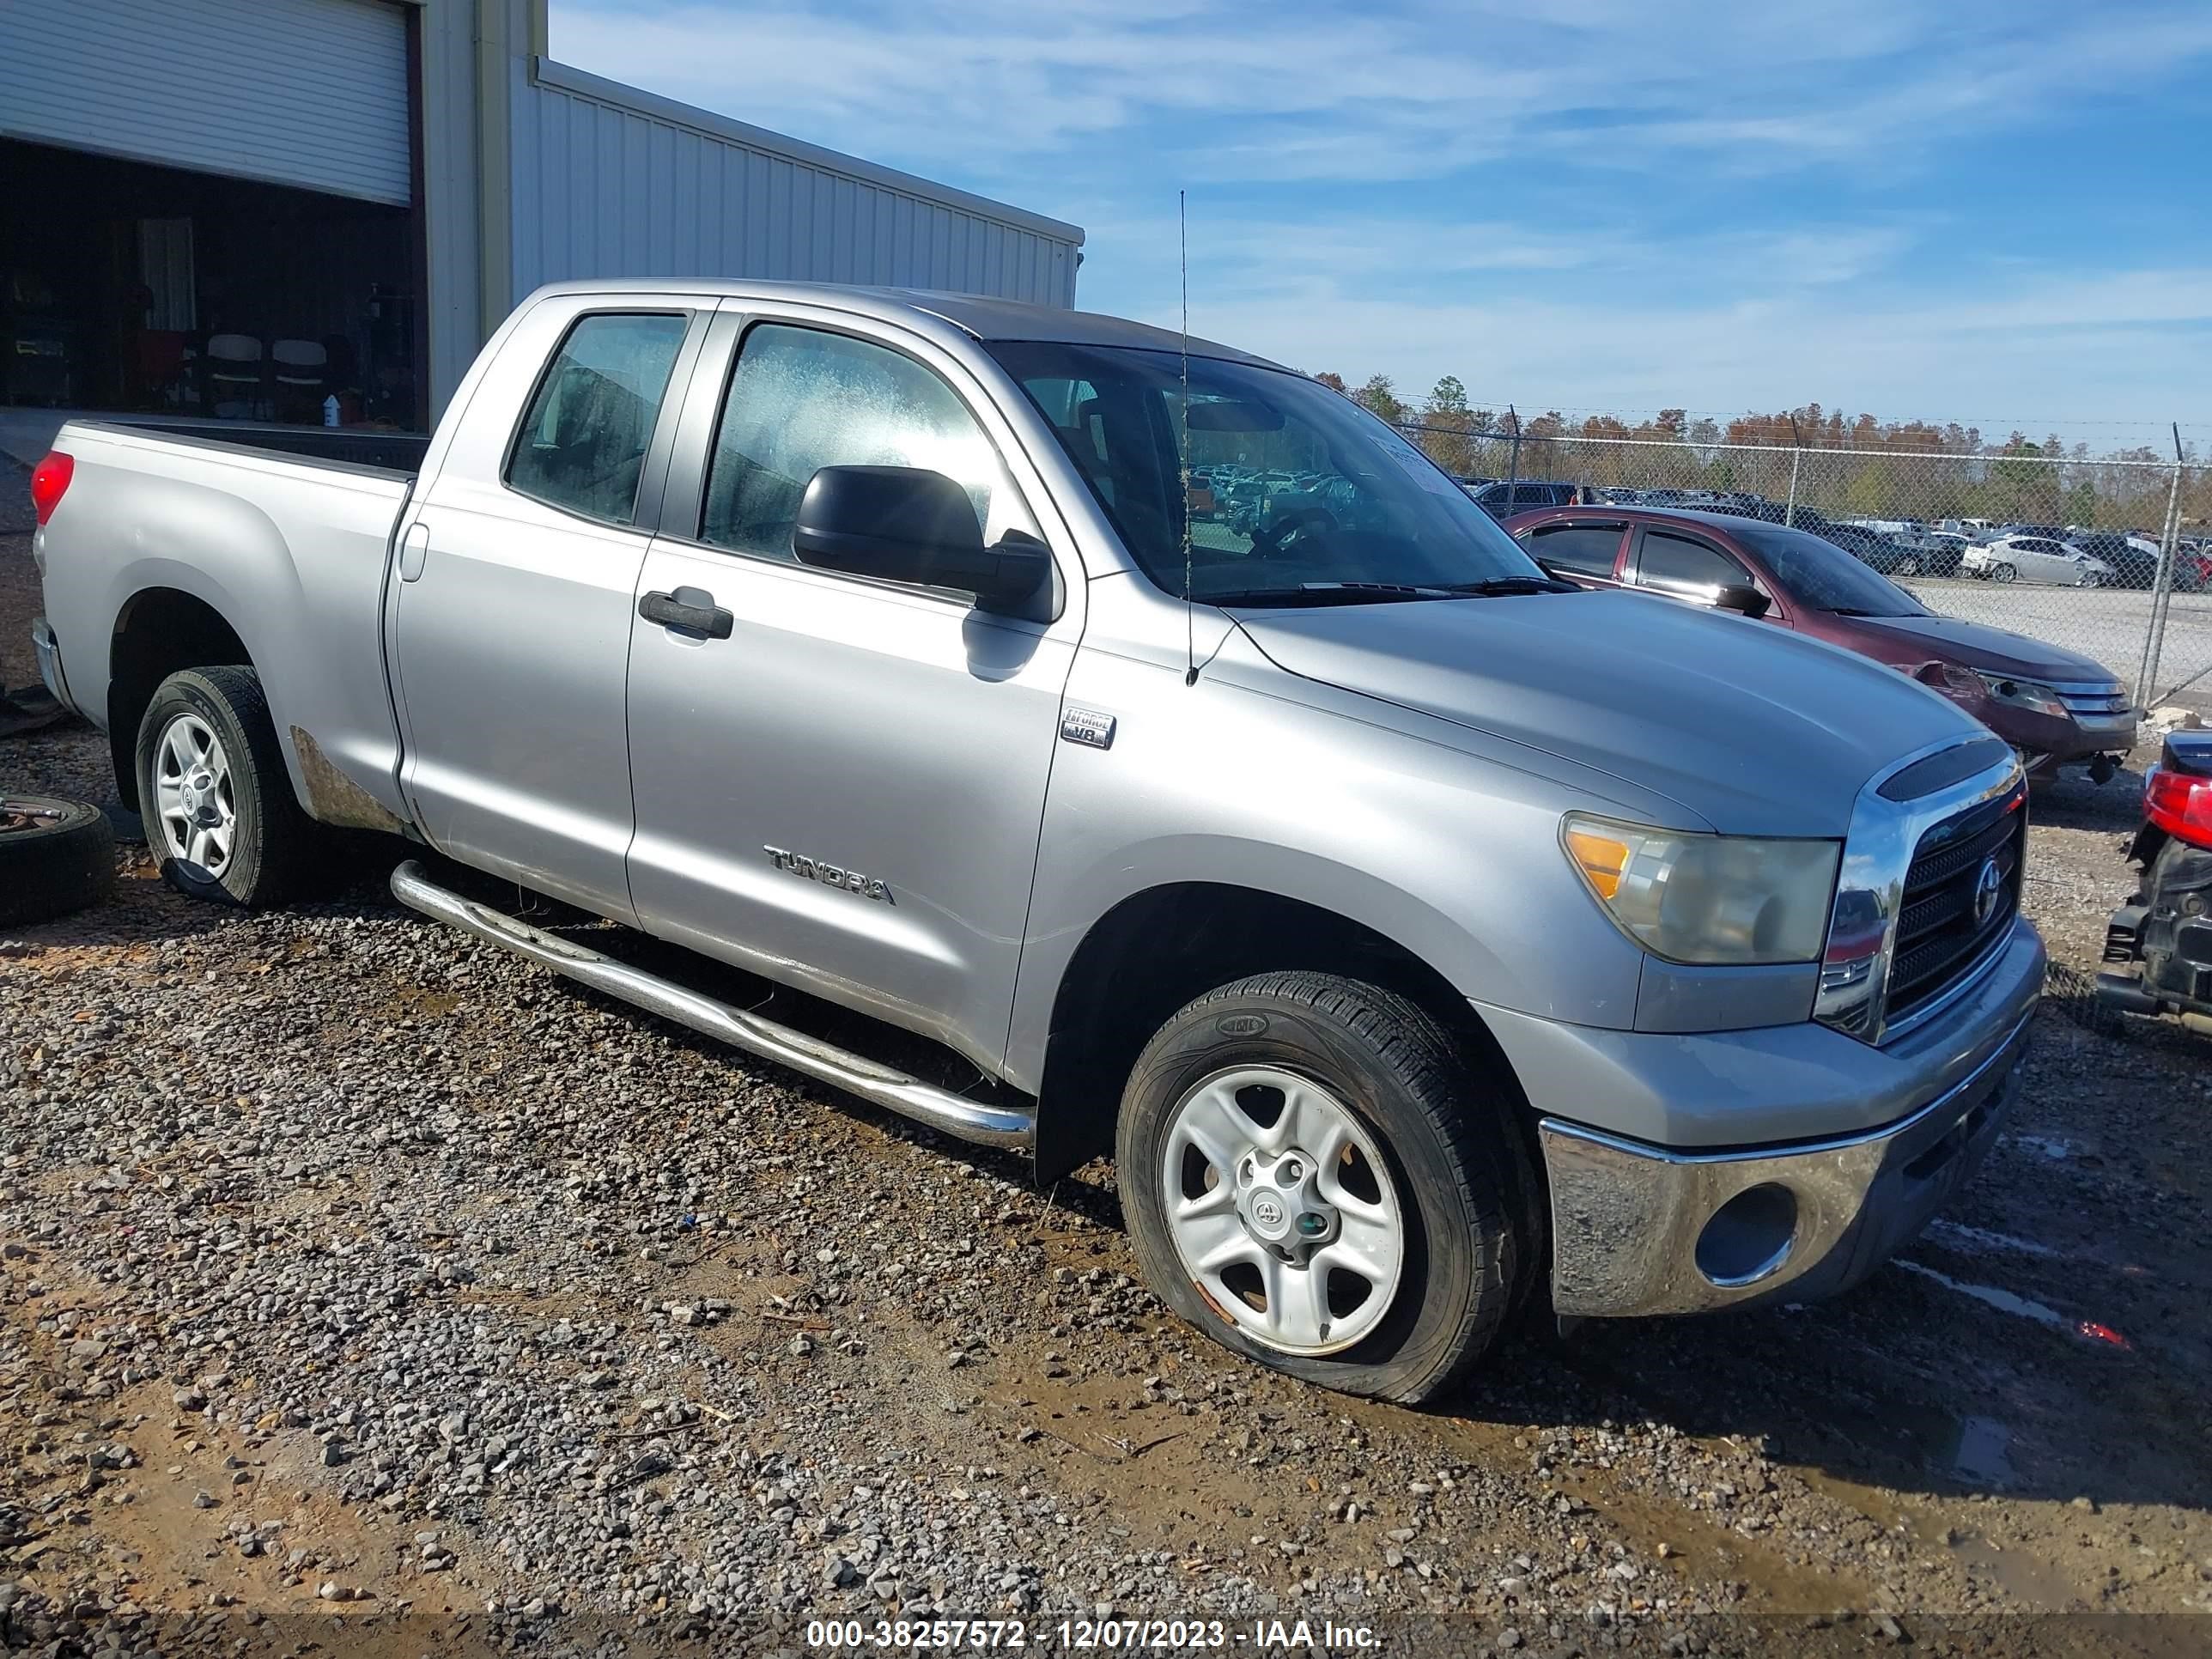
[1695,1182,1799,1289]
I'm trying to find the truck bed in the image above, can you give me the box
[36,415,424,834]
[73,416,430,478]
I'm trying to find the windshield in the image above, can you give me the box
[1729,520,1930,617]
[988,341,1548,604]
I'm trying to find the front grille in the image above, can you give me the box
[1886,790,2027,1024]
[2051,679,2130,719]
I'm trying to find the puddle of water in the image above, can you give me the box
[1950,1414,2017,1486]
[1925,1218,2062,1260]
[1895,1261,2136,1352]
[1893,1259,2070,1331]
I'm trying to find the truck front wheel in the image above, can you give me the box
[136,666,313,908]
[1115,972,1526,1403]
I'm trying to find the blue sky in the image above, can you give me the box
[552,1,2212,446]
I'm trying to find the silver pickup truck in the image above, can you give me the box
[28,282,2043,1401]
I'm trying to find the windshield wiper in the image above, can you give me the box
[1436,575,1582,596]
[1207,582,1467,607]
[1210,577,1579,608]
[1826,606,1911,618]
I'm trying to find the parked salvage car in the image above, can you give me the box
[1961,533,2114,586]
[30,282,2044,1401]
[1461,477,1583,520]
[2099,730,2212,1030]
[1508,505,2139,787]
[2070,531,2203,592]
[1821,521,1934,577]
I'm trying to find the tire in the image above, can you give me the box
[1992,562,2017,584]
[1115,972,1527,1404]
[135,665,313,908]
[1897,556,1920,578]
[0,795,116,927]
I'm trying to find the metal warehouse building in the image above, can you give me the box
[0,0,1084,431]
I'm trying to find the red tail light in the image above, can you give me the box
[2144,765,2212,846]
[29,450,73,526]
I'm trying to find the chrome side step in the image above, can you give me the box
[389,860,1035,1150]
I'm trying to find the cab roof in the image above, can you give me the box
[523,279,1284,369]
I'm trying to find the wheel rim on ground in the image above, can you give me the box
[1158,1066,1406,1356]
[153,712,237,875]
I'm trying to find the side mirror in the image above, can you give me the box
[793,465,1048,615]
[1714,583,1771,619]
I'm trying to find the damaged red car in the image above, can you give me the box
[1507,506,2139,786]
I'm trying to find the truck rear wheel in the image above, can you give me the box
[1115,972,1526,1403]
[136,666,312,908]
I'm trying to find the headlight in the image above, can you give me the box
[1561,815,1841,965]
[1974,672,2069,720]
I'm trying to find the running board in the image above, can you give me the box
[388,860,1035,1150]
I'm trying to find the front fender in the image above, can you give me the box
[1002,646,1652,1092]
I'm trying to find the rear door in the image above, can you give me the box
[621,303,1082,1073]
[390,297,707,921]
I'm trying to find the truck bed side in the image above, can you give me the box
[35,420,419,831]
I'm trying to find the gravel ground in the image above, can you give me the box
[3,496,2209,1656]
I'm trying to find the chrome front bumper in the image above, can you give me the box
[1539,1006,2033,1318]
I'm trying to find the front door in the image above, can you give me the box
[391,301,702,921]
[1628,524,1765,608]
[623,307,1081,1073]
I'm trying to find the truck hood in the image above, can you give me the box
[1233,590,1985,837]
[1830,611,2120,685]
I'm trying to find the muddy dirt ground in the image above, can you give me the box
[3,508,2208,1656]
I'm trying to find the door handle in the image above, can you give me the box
[398,522,429,582]
[639,587,733,640]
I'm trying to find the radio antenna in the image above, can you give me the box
[1180,189,1197,687]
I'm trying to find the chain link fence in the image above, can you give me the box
[1398,422,2203,709]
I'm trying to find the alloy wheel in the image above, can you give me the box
[1158,1066,1405,1356]
[153,713,236,875]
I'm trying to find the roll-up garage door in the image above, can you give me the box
[0,0,412,205]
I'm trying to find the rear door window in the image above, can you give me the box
[506,312,690,526]
[1519,520,1626,578]
[1634,529,1752,599]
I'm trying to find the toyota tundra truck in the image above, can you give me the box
[27,282,2043,1401]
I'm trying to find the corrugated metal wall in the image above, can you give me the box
[509,59,1082,309]
[0,0,412,206]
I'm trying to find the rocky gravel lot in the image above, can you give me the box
[3,497,2209,1656]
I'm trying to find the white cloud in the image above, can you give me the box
[553,1,2212,186]
[546,3,2212,432]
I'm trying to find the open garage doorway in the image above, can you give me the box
[0,137,423,431]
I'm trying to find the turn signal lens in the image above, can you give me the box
[1565,827,1632,899]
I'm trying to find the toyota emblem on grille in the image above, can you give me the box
[1972,855,2004,927]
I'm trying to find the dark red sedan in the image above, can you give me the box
[1504,505,2140,785]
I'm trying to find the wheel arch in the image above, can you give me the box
[1030,880,1538,1188]
[106,586,255,812]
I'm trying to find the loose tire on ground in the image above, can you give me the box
[135,666,314,908]
[0,795,116,927]
[1115,971,1528,1404]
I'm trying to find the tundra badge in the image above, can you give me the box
[763,845,892,902]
